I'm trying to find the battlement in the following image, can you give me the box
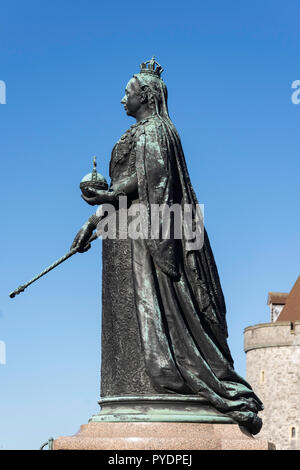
[244,321,300,353]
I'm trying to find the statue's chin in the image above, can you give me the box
[124,108,134,118]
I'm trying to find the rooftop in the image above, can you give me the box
[267,292,289,305]
[276,276,300,322]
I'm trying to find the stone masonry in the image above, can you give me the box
[244,320,300,450]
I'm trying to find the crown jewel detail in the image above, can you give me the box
[140,56,164,77]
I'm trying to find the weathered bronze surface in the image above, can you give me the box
[71,57,263,435]
[80,156,108,197]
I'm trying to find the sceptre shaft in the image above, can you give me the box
[9,232,98,299]
[10,156,108,300]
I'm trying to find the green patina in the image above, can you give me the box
[89,395,236,424]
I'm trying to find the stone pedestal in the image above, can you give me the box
[53,396,274,450]
[53,422,274,450]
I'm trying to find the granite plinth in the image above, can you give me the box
[53,422,274,450]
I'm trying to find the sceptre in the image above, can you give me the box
[9,233,98,298]
[9,156,108,299]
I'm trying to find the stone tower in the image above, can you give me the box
[244,276,300,450]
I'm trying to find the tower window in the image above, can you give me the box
[291,427,296,439]
[260,370,265,384]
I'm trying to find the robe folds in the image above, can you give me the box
[101,115,263,435]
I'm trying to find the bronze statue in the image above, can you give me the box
[70,58,263,435]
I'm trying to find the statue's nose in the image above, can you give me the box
[121,95,126,104]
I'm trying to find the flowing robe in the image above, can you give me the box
[101,115,263,434]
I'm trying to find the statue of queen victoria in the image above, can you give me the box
[71,58,263,435]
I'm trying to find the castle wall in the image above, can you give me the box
[244,321,300,450]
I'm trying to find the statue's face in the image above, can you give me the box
[121,78,142,117]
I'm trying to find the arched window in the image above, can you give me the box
[291,427,296,439]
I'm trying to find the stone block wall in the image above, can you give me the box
[244,321,300,450]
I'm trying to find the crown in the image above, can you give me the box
[140,56,164,77]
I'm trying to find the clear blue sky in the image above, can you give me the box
[1,0,300,450]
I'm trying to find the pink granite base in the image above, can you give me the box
[53,422,275,450]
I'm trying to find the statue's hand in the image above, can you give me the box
[71,222,94,253]
[81,188,115,206]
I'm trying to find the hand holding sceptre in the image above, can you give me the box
[9,156,109,299]
[9,228,99,299]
